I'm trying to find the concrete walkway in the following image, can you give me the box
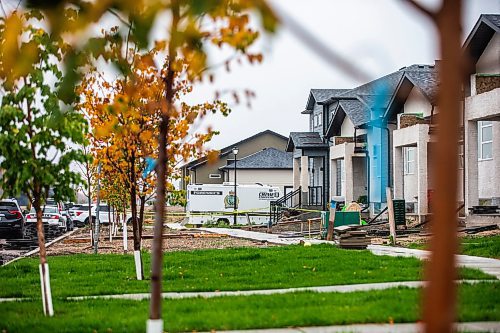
[0,279,491,303]
[62,279,491,302]
[198,227,500,279]
[197,227,330,246]
[368,244,500,279]
[201,322,500,333]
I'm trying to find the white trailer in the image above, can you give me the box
[186,183,281,226]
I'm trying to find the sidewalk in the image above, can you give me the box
[199,227,500,279]
[0,279,492,303]
[200,321,500,333]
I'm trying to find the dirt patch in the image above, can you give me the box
[44,226,275,256]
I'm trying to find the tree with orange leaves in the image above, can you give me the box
[78,28,229,279]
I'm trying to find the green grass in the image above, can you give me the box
[0,245,493,299]
[407,235,500,259]
[0,283,498,332]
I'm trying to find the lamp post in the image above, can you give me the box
[232,147,239,225]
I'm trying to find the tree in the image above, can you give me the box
[0,11,87,316]
[9,2,277,330]
[78,30,229,279]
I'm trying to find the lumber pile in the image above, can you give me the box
[335,225,371,249]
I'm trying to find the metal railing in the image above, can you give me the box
[308,186,323,206]
[270,187,301,224]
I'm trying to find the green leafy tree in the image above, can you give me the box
[0,12,87,316]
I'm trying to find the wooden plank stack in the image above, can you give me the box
[334,225,370,249]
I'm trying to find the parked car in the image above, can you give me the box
[69,204,90,227]
[25,205,69,233]
[0,199,25,238]
[78,204,133,225]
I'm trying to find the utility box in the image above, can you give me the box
[393,199,406,226]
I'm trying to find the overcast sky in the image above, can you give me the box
[183,0,499,150]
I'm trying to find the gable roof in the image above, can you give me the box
[181,130,288,170]
[302,89,349,114]
[219,148,292,170]
[322,64,435,130]
[384,67,438,120]
[286,132,329,152]
[463,14,500,70]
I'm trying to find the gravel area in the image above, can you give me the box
[44,225,275,256]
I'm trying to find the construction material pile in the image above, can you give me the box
[335,225,371,249]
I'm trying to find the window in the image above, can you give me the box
[478,121,493,160]
[404,147,415,175]
[209,174,221,179]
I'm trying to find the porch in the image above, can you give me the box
[392,119,435,224]
[287,132,330,211]
[330,137,367,205]
[465,85,500,225]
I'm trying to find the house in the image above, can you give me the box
[384,66,440,223]
[287,66,435,215]
[180,130,289,190]
[286,89,347,210]
[219,147,293,195]
[463,14,500,225]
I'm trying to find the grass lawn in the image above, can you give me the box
[0,283,498,332]
[0,245,493,299]
[408,235,500,259]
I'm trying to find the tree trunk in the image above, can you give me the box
[148,6,179,332]
[139,195,146,240]
[423,2,462,332]
[87,173,93,245]
[33,192,53,316]
[122,202,128,253]
[130,152,144,280]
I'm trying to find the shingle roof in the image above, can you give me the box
[324,64,435,127]
[286,132,329,152]
[338,100,371,127]
[180,130,287,169]
[463,14,500,72]
[303,89,349,113]
[220,148,292,170]
[483,14,500,30]
[405,69,438,104]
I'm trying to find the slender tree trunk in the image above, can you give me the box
[122,202,128,253]
[148,5,179,332]
[423,2,462,332]
[139,195,146,240]
[130,152,144,280]
[87,173,93,245]
[33,190,53,316]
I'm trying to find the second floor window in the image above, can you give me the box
[478,121,493,160]
[404,147,415,175]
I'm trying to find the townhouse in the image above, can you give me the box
[286,14,499,225]
[464,14,500,225]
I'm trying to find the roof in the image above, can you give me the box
[286,132,329,152]
[180,130,288,170]
[323,64,435,128]
[463,14,500,70]
[302,89,349,114]
[383,67,438,120]
[219,148,292,170]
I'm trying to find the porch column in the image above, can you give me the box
[300,156,309,205]
[330,159,338,199]
[293,158,300,191]
[465,120,479,214]
[344,145,354,203]
[393,146,404,200]
[417,141,428,219]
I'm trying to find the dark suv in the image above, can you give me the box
[0,199,25,238]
